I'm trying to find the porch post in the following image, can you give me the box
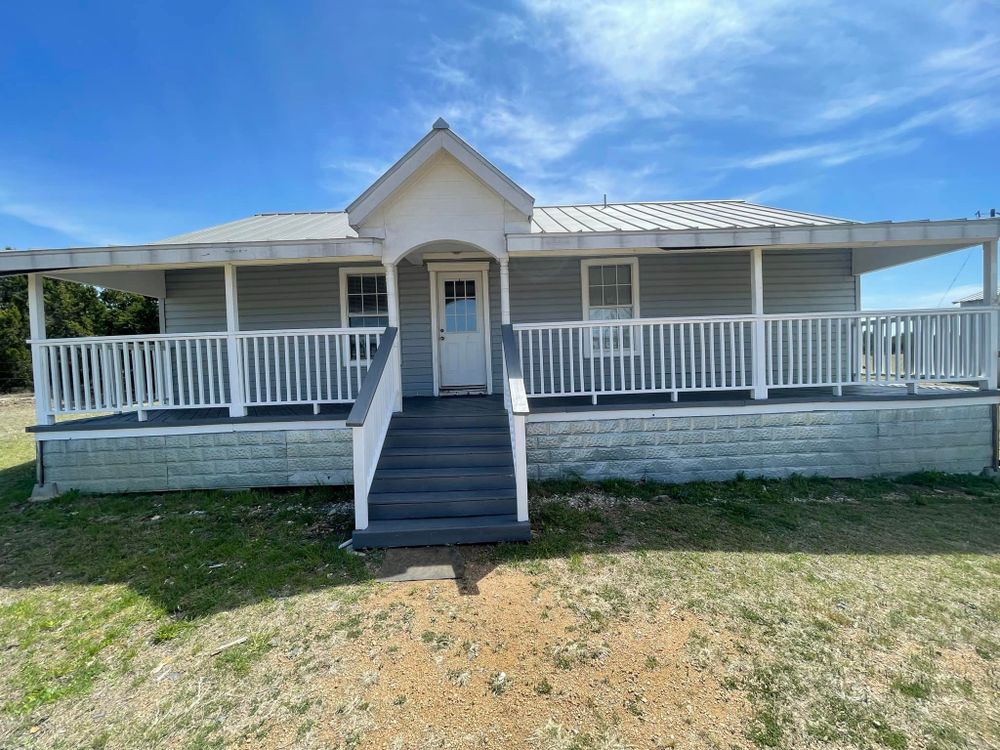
[27,274,54,425]
[223,264,247,417]
[749,248,768,399]
[983,240,998,390]
[499,257,512,408]
[499,256,511,324]
[382,261,403,411]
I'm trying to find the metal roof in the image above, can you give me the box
[953,290,987,304]
[154,211,356,245]
[530,200,850,234]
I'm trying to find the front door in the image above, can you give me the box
[437,271,487,390]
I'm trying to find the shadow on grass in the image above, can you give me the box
[0,461,374,620]
[1,465,999,617]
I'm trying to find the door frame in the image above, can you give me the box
[427,261,493,396]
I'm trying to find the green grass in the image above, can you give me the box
[0,395,998,749]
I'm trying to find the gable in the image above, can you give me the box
[346,119,534,229]
[357,150,528,261]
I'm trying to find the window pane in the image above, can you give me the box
[347,276,362,294]
[617,264,631,284]
[588,266,601,287]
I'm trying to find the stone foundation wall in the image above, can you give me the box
[526,405,994,482]
[41,428,353,494]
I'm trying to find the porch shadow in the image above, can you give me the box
[0,478,378,620]
[1,472,998,615]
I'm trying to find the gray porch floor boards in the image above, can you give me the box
[527,382,991,413]
[27,385,992,434]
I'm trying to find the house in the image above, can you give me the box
[954,291,999,307]
[2,119,999,548]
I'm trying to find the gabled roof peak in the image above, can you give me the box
[345,121,534,226]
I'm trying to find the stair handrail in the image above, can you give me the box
[347,327,399,532]
[501,324,530,523]
[347,327,398,427]
[501,324,529,416]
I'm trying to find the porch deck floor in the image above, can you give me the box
[528,382,991,413]
[27,384,992,434]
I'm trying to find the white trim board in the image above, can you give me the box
[34,419,350,441]
[525,395,1000,423]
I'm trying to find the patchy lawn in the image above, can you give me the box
[0,395,998,749]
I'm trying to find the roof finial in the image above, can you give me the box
[432,117,450,130]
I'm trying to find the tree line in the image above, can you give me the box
[0,273,159,392]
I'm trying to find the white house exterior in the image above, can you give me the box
[3,119,999,548]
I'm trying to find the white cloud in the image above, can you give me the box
[865,282,983,311]
[0,198,133,247]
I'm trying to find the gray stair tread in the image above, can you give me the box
[374,466,513,478]
[381,444,510,455]
[370,487,516,504]
[386,425,508,435]
[356,514,524,532]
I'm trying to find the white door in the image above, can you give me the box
[437,272,487,389]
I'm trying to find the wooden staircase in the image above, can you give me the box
[351,397,531,548]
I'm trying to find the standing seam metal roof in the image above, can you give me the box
[529,200,850,233]
[151,200,851,245]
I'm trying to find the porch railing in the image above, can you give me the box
[513,307,997,401]
[30,326,385,419]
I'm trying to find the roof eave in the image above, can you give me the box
[506,218,1000,254]
[0,237,383,276]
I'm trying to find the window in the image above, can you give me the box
[581,258,640,355]
[442,279,478,332]
[339,268,388,361]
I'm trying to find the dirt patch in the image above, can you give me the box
[310,564,749,749]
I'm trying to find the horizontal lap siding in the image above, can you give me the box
[398,262,433,397]
[237,265,341,329]
[164,268,226,332]
[763,249,857,313]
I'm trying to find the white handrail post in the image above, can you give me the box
[383,261,403,412]
[513,413,528,522]
[352,426,368,530]
[224,264,247,417]
[27,274,54,425]
[983,240,998,390]
[749,248,768,399]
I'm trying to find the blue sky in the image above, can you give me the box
[1,1,998,309]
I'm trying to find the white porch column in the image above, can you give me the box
[382,261,403,411]
[983,240,998,390]
[27,274,54,425]
[499,256,511,324]
[223,264,247,417]
[749,248,768,399]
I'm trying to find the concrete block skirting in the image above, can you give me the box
[41,428,353,494]
[525,405,995,482]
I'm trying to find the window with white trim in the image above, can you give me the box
[340,269,388,361]
[581,258,640,355]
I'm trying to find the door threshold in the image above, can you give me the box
[439,387,488,397]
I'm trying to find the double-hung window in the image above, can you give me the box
[581,258,640,355]
[339,268,388,362]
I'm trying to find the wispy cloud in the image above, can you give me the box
[737,96,1000,170]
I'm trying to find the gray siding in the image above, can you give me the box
[237,265,341,329]
[510,249,855,324]
[165,262,501,399]
[763,249,857,313]
[164,267,226,332]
